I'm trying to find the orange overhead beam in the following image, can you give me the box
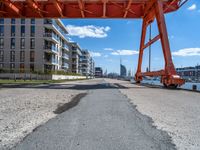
[0,0,183,18]
[123,0,133,18]
[102,0,108,18]
[1,0,21,17]
[26,0,43,17]
[52,0,64,17]
[78,0,85,18]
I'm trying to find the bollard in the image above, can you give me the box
[192,84,197,91]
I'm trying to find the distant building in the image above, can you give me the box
[90,57,95,77]
[128,69,132,77]
[107,72,119,78]
[80,50,90,76]
[176,65,200,81]
[95,67,103,77]
[68,42,82,74]
[120,64,127,77]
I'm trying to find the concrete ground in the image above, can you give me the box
[1,78,200,150]
[0,79,99,149]
[13,80,175,150]
[106,79,200,150]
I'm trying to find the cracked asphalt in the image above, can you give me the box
[13,80,175,150]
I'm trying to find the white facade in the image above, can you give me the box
[0,19,70,73]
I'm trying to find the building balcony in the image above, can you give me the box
[62,54,69,60]
[72,49,82,55]
[72,55,78,59]
[44,19,68,41]
[80,62,89,66]
[62,45,69,51]
[44,45,58,54]
[72,62,78,65]
[44,59,58,65]
[62,63,69,68]
[43,33,59,43]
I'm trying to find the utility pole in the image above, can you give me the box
[149,23,152,72]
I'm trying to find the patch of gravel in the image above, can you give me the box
[0,85,85,149]
[106,79,200,150]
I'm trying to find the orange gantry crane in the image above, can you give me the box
[0,0,187,88]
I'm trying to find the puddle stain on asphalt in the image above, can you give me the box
[53,93,87,114]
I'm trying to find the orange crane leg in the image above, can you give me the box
[135,0,185,88]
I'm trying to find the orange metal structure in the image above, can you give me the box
[0,0,186,87]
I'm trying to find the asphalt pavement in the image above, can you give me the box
[13,80,176,150]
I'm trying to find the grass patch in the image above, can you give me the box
[0,78,88,85]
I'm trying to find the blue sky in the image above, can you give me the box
[62,0,200,74]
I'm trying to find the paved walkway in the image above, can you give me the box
[13,81,175,150]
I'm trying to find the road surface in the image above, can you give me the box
[13,80,175,150]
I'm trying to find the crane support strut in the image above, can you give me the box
[135,0,185,87]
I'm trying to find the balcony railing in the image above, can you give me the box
[44,19,68,40]
[44,45,58,53]
[62,63,69,68]
[62,54,69,60]
[43,32,59,42]
[44,59,58,65]
[62,45,69,51]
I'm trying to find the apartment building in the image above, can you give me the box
[90,57,95,77]
[176,65,200,81]
[95,67,103,77]
[79,49,94,77]
[0,18,70,73]
[68,42,82,74]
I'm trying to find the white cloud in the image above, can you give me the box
[104,48,113,51]
[172,48,200,56]
[188,4,197,11]
[104,55,109,58]
[90,52,101,57]
[111,50,139,56]
[66,25,111,38]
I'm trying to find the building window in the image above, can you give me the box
[10,38,15,49]
[0,38,3,49]
[20,38,25,49]
[30,64,34,72]
[11,25,15,36]
[0,25,4,36]
[20,63,25,73]
[31,19,35,24]
[10,51,15,62]
[30,38,35,49]
[0,19,4,24]
[30,26,35,37]
[0,50,3,62]
[30,51,35,62]
[0,63,3,68]
[21,25,25,37]
[20,51,25,62]
[21,19,25,24]
[44,19,52,24]
[11,19,15,24]
[10,63,15,73]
